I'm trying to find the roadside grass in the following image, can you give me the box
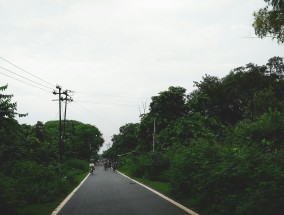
[119,169,199,214]
[17,172,89,215]
[132,176,171,196]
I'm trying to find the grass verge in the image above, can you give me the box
[119,169,199,214]
[132,176,171,196]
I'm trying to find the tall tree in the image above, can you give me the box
[103,123,138,159]
[0,85,27,163]
[44,120,104,160]
[265,0,284,10]
[0,85,27,121]
[138,86,188,151]
[253,0,284,43]
[150,86,188,126]
[188,57,284,124]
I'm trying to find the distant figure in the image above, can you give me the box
[89,159,95,174]
[104,161,108,171]
[112,162,117,172]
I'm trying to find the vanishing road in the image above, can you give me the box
[56,166,196,215]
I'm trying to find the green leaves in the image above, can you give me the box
[188,58,284,124]
[253,1,284,43]
[103,123,138,159]
[0,85,27,120]
[233,110,284,151]
[106,57,284,214]
[264,0,284,10]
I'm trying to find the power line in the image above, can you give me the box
[74,91,147,100]
[0,66,54,90]
[243,36,274,39]
[0,56,55,87]
[75,100,138,108]
[71,101,116,129]
[0,70,51,93]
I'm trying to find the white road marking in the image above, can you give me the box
[51,173,90,215]
[118,171,199,215]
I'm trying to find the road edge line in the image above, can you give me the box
[117,171,199,215]
[51,173,90,215]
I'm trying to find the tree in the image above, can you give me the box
[253,0,284,43]
[265,0,284,10]
[138,86,188,152]
[187,75,224,121]
[33,121,46,142]
[103,123,138,159]
[44,120,104,160]
[74,123,104,159]
[156,113,224,149]
[0,85,27,163]
[150,86,188,126]
[188,58,284,124]
[0,85,27,122]
[111,123,138,154]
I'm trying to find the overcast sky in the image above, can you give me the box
[0,0,283,153]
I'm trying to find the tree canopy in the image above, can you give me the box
[104,57,284,215]
[253,0,284,43]
[0,85,105,214]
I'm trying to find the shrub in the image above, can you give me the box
[64,159,88,172]
[169,141,284,215]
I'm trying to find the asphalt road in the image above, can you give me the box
[57,166,192,215]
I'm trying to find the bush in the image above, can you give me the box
[0,159,89,212]
[0,172,17,214]
[169,141,284,215]
[64,159,88,172]
[119,152,170,181]
[119,156,146,177]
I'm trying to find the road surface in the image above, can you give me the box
[57,166,194,215]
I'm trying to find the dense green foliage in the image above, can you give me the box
[103,123,139,159]
[104,57,284,215]
[253,0,284,43]
[44,120,104,160]
[0,86,104,214]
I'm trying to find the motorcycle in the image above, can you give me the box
[89,165,95,174]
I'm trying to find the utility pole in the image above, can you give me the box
[62,90,73,142]
[53,85,63,162]
[153,118,156,152]
[53,87,73,162]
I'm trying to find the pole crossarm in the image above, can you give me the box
[52,85,74,162]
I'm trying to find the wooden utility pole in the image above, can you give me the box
[62,90,73,142]
[53,87,73,162]
[53,85,63,162]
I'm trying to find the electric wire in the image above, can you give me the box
[71,101,116,129]
[0,56,55,87]
[0,66,54,90]
[0,70,51,93]
[75,100,138,108]
[74,91,146,100]
[243,36,274,38]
